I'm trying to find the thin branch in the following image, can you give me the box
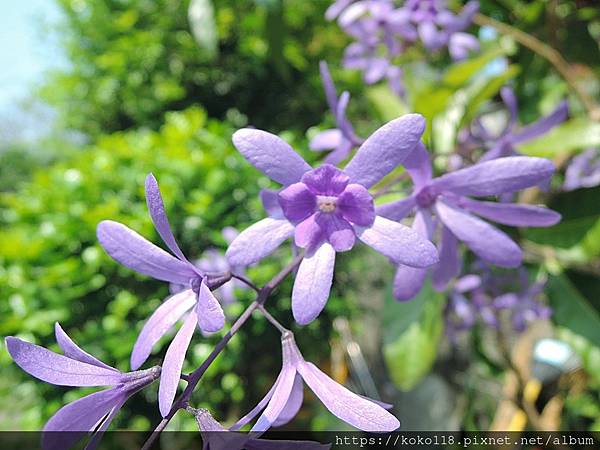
[231,273,260,293]
[258,304,290,334]
[141,253,303,450]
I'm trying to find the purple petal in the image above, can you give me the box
[292,243,336,325]
[459,198,561,227]
[355,216,438,267]
[84,396,127,450]
[260,189,284,218]
[325,0,354,21]
[278,183,317,222]
[97,220,197,285]
[448,32,479,61]
[364,58,389,84]
[145,174,189,263]
[344,114,426,188]
[196,280,225,333]
[318,61,338,113]
[337,184,375,227]
[131,290,196,370]
[418,22,441,49]
[454,275,481,293]
[393,265,428,301]
[159,311,197,417]
[431,226,460,291]
[435,199,522,267]
[511,101,569,144]
[297,361,400,431]
[301,164,349,196]
[317,213,356,252]
[54,323,115,371]
[323,139,354,166]
[295,213,326,250]
[251,366,297,432]
[500,87,518,131]
[232,129,311,186]
[402,142,432,188]
[226,218,295,266]
[42,388,125,450]
[5,337,123,387]
[310,129,343,151]
[230,384,276,431]
[431,157,556,196]
[376,196,416,221]
[272,373,304,427]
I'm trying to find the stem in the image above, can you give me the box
[141,253,303,450]
[231,273,260,293]
[473,13,600,121]
[258,304,290,334]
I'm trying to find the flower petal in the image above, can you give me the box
[97,220,197,285]
[272,374,304,427]
[297,361,400,432]
[337,184,375,226]
[435,199,522,267]
[230,384,276,431]
[355,216,438,267]
[159,311,197,417]
[430,156,556,196]
[393,265,428,301]
[196,280,226,333]
[344,114,426,188]
[295,213,326,250]
[54,323,115,371]
[278,183,317,222]
[145,173,189,263]
[459,198,561,227]
[130,290,196,370]
[511,101,569,144]
[402,142,432,188]
[301,164,349,196]
[5,337,123,387]
[251,366,297,432]
[310,129,343,151]
[317,213,355,252]
[260,189,284,218]
[42,388,125,450]
[84,396,127,450]
[226,218,295,266]
[319,60,338,111]
[431,226,460,291]
[232,129,311,185]
[292,243,336,325]
[376,196,416,221]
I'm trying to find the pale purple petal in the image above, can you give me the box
[364,58,389,84]
[297,361,400,432]
[232,129,311,186]
[272,374,304,427]
[435,200,522,267]
[145,173,189,262]
[459,198,561,227]
[97,220,197,285]
[260,189,284,218]
[226,218,295,266]
[310,129,343,151]
[344,114,426,188]
[324,139,354,166]
[159,311,197,417]
[418,22,441,49]
[454,275,481,293]
[84,396,127,450]
[431,226,460,291]
[338,1,368,27]
[54,323,115,371]
[500,87,518,132]
[355,216,438,267]
[393,265,427,301]
[511,101,569,144]
[301,165,349,196]
[402,142,432,188]
[251,366,297,432]
[375,196,416,221]
[448,32,479,61]
[292,243,336,325]
[42,388,124,450]
[431,157,555,196]
[317,214,355,252]
[337,184,375,226]
[278,183,317,222]
[5,337,124,387]
[325,0,355,21]
[318,61,338,112]
[196,280,226,333]
[230,384,276,431]
[131,290,196,370]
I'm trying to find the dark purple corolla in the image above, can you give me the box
[226,115,439,325]
[97,174,225,417]
[5,324,160,450]
[563,148,600,191]
[230,332,399,432]
[310,61,364,165]
[377,143,561,301]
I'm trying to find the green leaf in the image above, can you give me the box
[382,281,444,391]
[546,274,600,348]
[518,118,600,158]
[367,85,410,122]
[443,46,507,87]
[188,0,219,60]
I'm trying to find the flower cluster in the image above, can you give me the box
[563,148,600,191]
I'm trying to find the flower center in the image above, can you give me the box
[415,185,437,208]
[316,195,337,213]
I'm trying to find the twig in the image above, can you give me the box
[141,253,303,450]
[231,273,260,293]
[258,304,290,334]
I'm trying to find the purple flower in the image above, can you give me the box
[493,280,552,333]
[378,144,561,301]
[310,61,364,165]
[5,324,160,450]
[97,173,225,416]
[230,332,400,432]
[563,148,600,191]
[476,87,569,162]
[226,115,439,324]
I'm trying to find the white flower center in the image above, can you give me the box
[317,195,337,213]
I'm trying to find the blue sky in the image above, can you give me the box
[0,0,65,110]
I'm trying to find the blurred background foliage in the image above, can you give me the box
[1,0,600,436]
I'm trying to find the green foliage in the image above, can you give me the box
[518,118,600,158]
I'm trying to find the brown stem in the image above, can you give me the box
[141,253,303,450]
[473,13,600,121]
